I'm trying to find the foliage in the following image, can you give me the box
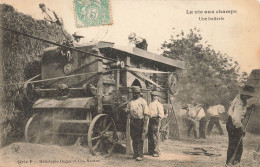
[0,4,70,146]
[161,28,247,109]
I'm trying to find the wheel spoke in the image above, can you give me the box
[92,135,102,141]
[88,114,117,156]
[103,122,113,133]
[93,139,102,150]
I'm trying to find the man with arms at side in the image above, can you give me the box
[126,86,150,161]
[148,91,164,157]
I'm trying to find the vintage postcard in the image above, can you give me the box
[0,0,259,167]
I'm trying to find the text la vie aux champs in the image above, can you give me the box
[186,9,238,21]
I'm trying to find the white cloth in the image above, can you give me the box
[149,100,164,119]
[187,105,205,121]
[207,105,225,117]
[228,94,247,128]
[127,97,150,119]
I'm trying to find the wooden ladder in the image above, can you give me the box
[168,96,180,139]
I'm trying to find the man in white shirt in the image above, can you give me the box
[194,104,207,139]
[128,33,148,50]
[184,103,206,139]
[126,86,150,161]
[207,104,225,135]
[226,93,253,166]
[39,3,62,26]
[148,91,164,157]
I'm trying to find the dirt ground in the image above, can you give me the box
[0,125,260,167]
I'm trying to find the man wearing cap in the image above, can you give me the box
[207,104,225,136]
[126,86,150,161]
[148,91,164,157]
[39,3,62,26]
[128,33,148,50]
[72,32,84,46]
[226,93,253,166]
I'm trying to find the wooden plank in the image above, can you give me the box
[97,56,103,114]
[121,56,131,87]
[115,70,120,90]
[126,114,133,154]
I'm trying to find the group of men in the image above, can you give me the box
[182,90,255,167]
[183,103,225,139]
[125,86,164,161]
[125,86,255,165]
[38,4,257,166]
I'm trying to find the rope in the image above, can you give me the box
[0,25,118,62]
[1,69,118,86]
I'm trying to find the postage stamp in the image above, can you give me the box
[74,0,112,27]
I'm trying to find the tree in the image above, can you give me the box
[161,28,244,109]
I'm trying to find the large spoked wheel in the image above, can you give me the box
[168,73,179,96]
[88,114,118,156]
[25,114,52,143]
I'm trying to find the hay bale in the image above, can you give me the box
[0,4,70,147]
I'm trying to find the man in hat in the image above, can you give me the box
[126,86,150,161]
[128,32,148,50]
[226,91,253,166]
[72,32,84,46]
[39,3,62,26]
[148,91,164,157]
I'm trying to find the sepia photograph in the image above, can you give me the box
[0,0,259,167]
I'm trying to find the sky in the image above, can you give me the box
[0,0,260,73]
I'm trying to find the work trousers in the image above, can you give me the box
[207,116,224,135]
[187,119,198,138]
[148,117,160,155]
[226,116,243,165]
[199,116,207,139]
[130,118,144,158]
